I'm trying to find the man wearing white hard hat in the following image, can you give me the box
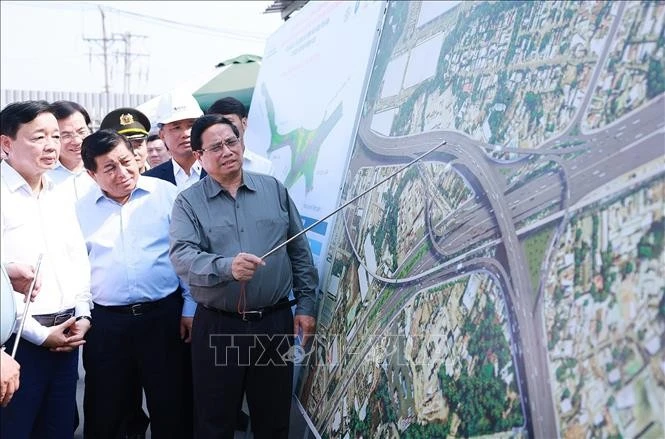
[142,91,201,437]
[144,91,205,191]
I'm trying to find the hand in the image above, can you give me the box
[0,350,20,407]
[5,262,41,301]
[231,253,264,282]
[40,317,85,351]
[50,318,91,353]
[180,317,193,343]
[294,315,316,347]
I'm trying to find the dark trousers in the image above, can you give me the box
[191,305,294,439]
[83,293,184,439]
[0,335,78,439]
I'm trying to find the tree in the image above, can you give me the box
[647,57,665,99]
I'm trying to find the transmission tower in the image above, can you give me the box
[83,6,149,100]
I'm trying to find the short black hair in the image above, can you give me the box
[49,101,92,126]
[82,129,131,172]
[147,134,160,143]
[190,114,240,151]
[206,97,247,118]
[0,100,52,138]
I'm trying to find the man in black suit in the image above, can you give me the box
[144,91,205,190]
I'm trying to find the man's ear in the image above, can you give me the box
[87,169,97,182]
[0,134,12,157]
[241,117,248,129]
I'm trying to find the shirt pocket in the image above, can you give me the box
[254,216,289,255]
[207,224,239,256]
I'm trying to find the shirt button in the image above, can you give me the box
[236,204,240,209]
[240,228,244,232]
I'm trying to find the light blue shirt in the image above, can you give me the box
[76,175,195,316]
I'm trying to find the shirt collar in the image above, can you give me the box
[53,161,86,177]
[92,175,150,204]
[203,171,257,199]
[1,160,54,193]
[172,158,202,178]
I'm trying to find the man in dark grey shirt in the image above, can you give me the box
[169,114,318,438]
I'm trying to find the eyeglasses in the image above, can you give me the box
[60,127,91,143]
[199,136,240,154]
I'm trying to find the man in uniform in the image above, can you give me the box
[100,107,151,173]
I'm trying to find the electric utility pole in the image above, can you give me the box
[112,32,149,101]
[83,6,148,101]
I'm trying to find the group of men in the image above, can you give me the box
[0,91,318,439]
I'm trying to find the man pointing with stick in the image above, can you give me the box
[169,114,318,438]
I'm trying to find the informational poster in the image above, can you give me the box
[295,1,665,438]
[245,0,386,271]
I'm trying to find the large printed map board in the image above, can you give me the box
[245,1,385,275]
[298,1,665,438]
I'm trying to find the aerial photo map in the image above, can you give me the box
[297,1,665,438]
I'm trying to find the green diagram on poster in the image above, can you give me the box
[261,83,343,193]
[296,1,665,438]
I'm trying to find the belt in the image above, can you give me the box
[202,298,297,322]
[94,293,176,316]
[32,308,75,327]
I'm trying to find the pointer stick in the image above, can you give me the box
[261,141,447,260]
[11,254,43,358]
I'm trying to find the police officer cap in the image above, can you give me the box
[100,107,151,140]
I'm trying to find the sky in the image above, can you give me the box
[0,1,285,96]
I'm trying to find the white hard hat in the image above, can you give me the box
[155,90,203,125]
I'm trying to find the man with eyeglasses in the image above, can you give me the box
[100,107,151,174]
[206,96,273,175]
[48,101,96,202]
[169,114,318,438]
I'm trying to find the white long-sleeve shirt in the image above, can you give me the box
[1,161,91,345]
[48,161,97,202]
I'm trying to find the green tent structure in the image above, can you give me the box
[193,54,262,113]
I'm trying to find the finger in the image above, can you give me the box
[2,382,15,407]
[184,329,192,343]
[241,253,263,265]
[64,334,84,343]
[57,317,76,329]
[54,340,86,351]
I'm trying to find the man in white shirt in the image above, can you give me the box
[144,91,205,191]
[141,91,203,437]
[206,96,274,175]
[0,100,92,437]
[47,101,96,203]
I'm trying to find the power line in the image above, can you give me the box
[6,1,273,42]
[83,6,148,98]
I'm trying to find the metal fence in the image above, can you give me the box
[1,89,155,129]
